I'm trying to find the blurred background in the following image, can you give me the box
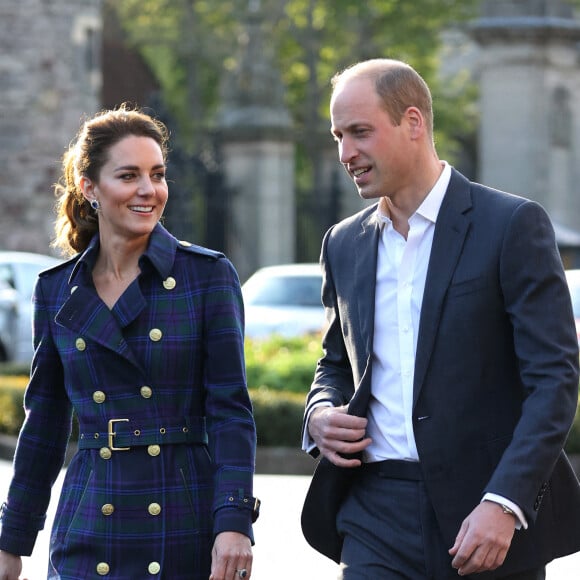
[4,0,580,283]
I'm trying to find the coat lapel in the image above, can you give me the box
[55,285,144,369]
[413,171,472,405]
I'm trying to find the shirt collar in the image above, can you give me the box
[376,161,451,226]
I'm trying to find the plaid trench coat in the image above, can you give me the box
[0,224,257,579]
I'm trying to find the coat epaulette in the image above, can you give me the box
[37,254,79,277]
[176,240,224,260]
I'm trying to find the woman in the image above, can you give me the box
[0,106,258,580]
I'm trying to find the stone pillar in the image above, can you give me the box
[217,1,295,282]
[471,0,580,241]
[0,0,102,254]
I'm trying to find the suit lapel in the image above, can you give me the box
[413,171,472,405]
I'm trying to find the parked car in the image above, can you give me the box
[242,263,326,339]
[565,269,580,345]
[0,251,62,363]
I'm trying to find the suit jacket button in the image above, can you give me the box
[148,445,161,457]
[75,338,86,351]
[148,562,161,575]
[96,562,110,575]
[140,386,153,399]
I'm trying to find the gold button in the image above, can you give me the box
[148,502,161,516]
[101,503,115,516]
[163,277,176,290]
[148,445,161,457]
[75,338,86,351]
[96,562,110,575]
[99,447,112,460]
[179,240,192,247]
[149,328,162,341]
[148,561,161,575]
[93,391,106,404]
[140,386,153,399]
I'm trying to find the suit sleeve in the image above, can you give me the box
[484,200,579,521]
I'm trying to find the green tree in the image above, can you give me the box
[110,0,479,256]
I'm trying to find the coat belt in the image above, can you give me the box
[77,416,208,450]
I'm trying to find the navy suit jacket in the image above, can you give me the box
[302,169,580,575]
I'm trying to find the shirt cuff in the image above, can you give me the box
[482,493,528,530]
[301,402,333,452]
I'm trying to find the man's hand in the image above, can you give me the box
[449,501,516,576]
[308,405,371,467]
[0,550,26,580]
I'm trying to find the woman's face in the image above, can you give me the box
[83,135,168,243]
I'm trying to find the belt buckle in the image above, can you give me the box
[108,418,130,451]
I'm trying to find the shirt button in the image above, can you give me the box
[96,562,110,575]
[163,277,176,290]
[75,338,86,351]
[93,391,106,404]
[148,503,161,516]
[148,445,161,457]
[148,561,161,575]
[101,504,115,516]
[99,447,112,460]
[140,386,153,399]
[149,328,162,341]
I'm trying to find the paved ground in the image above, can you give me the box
[0,460,579,579]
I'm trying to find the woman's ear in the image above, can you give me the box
[79,176,93,202]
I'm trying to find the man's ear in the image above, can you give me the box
[405,106,425,140]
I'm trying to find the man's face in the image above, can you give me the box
[330,76,414,200]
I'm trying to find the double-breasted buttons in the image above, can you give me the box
[101,503,115,516]
[149,328,162,342]
[163,277,176,290]
[75,338,86,351]
[96,562,110,575]
[148,445,161,457]
[140,386,153,399]
[148,503,161,516]
[99,447,112,460]
[93,390,106,404]
[148,562,161,575]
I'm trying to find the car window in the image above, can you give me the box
[245,275,322,307]
[16,263,46,301]
[0,264,15,289]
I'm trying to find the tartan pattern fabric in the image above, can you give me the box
[0,224,257,579]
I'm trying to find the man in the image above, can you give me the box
[301,58,580,579]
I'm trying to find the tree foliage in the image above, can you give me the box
[109,0,480,256]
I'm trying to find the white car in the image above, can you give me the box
[0,251,62,363]
[242,263,326,339]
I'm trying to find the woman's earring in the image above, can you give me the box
[90,199,100,211]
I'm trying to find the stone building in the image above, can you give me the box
[0,0,102,253]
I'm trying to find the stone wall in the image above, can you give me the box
[0,0,102,254]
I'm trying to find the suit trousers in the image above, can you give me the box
[335,463,545,580]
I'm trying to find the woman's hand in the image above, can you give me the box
[0,550,26,580]
[209,531,252,580]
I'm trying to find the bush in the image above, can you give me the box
[0,374,27,435]
[244,334,321,394]
[250,387,305,447]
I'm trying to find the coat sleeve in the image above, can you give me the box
[202,257,258,541]
[0,276,73,556]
